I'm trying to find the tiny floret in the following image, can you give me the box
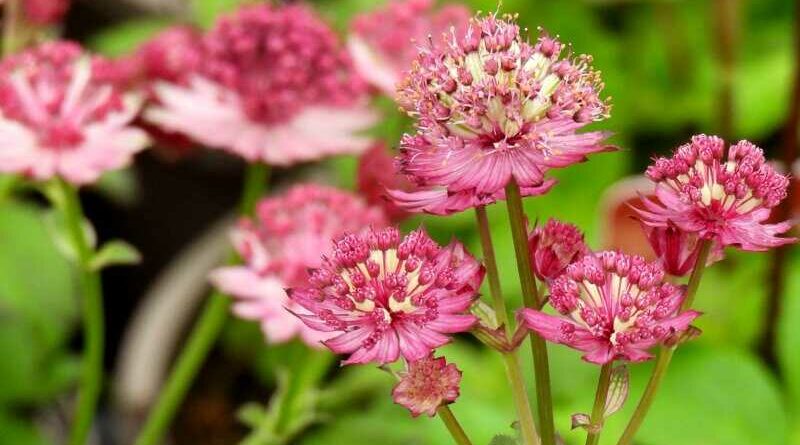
[519,251,700,364]
[289,226,484,365]
[392,355,462,417]
[528,218,589,281]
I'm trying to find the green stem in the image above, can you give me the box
[585,363,614,445]
[474,206,540,445]
[3,0,20,56]
[437,405,474,445]
[61,181,104,445]
[135,163,271,445]
[505,180,555,445]
[616,240,712,445]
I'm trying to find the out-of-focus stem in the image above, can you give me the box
[437,405,474,445]
[134,163,270,445]
[713,0,739,140]
[3,0,20,56]
[616,240,711,445]
[474,206,540,445]
[505,180,554,445]
[584,363,613,445]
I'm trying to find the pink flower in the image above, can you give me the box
[641,223,724,277]
[357,143,414,222]
[388,13,612,214]
[529,219,589,281]
[23,0,69,25]
[135,26,204,85]
[348,0,470,96]
[145,4,378,166]
[636,135,795,251]
[210,184,387,347]
[0,41,149,185]
[519,251,700,364]
[392,354,462,417]
[289,226,484,365]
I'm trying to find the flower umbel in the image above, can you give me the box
[0,41,148,185]
[389,12,612,214]
[210,184,387,347]
[636,134,795,251]
[290,226,484,365]
[392,355,462,417]
[519,251,700,364]
[529,218,589,281]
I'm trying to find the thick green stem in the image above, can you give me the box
[616,240,711,445]
[437,405,474,445]
[61,181,104,445]
[585,363,614,445]
[135,163,270,445]
[474,206,540,445]
[504,181,555,445]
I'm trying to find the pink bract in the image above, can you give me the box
[348,0,470,96]
[210,184,387,347]
[529,219,589,281]
[0,41,148,185]
[145,3,378,165]
[392,354,462,417]
[641,223,724,277]
[519,251,700,364]
[636,134,795,251]
[289,226,484,365]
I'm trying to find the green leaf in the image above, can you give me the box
[89,240,142,271]
[190,0,248,29]
[489,434,519,445]
[87,18,174,56]
[779,253,800,421]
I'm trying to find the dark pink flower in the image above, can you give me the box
[348,0,470,96]
[145,4,378,165]
[23,0,69,25]
[289,227,484,365]
[636,135,795,251]
[357,143,414,222]
[210,184,387,347]
[641,223,724,277]
[392,355,462,417]
[529,219,589,281]
[0,41,148,185]
[136,25,204,85]
[519,251,700,364]
[388,13,612,214]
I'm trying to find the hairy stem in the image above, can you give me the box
[437,405,474,445]
[505,180,554,445]
[585,363,614,445]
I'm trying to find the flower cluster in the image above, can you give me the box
[210,184,387,347]
[357,143,414,222]
[388,13,612,215]
[23,0,70,26]
[0,41,148,185]
[289,226,484,365]
[520,251,699,364]
[528,218,589,281]
[135,26,204,85]
[636,135,794,251]
[145,3,377,166]
[348,0,470,95]
[392,354,462,417]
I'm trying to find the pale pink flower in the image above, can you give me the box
[0,41,149,185]
[388,13,612,214]
[289,227,484,365]
[348,0,470,96]
[210,184,387,347]
[145,4,378,166]
[636,135,795,251]
[641,223,724,277]
[529,219,589,281]
[23,0,69,25]
[519,251,700,364]
[357,143,414,222]
[392,355,462,417]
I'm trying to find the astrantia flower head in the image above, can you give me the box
[348,0,470,96]
[641,223,724,277]
[0,41,148,185]
[23,0,70,25]
[529,218,589,281]
[392,354,462,417]
[636,134,795,251]
[290,226,484,365]
[145,3,378,165]
[357,143,414,222]
[136,26,204,85]
[389,12,612,214]
[520,251,700,364]
[210,184,387,347]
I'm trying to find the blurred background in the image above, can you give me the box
[3,0,800,444]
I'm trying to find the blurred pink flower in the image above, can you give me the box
[23,0,69,25]
[519,251,700,364]
[636,135,795,251]
[529,218,589,281]
[357,143,414,222]
[348,0,470,96]
[641,223,724,277]
[135,25,204,85]
[388,13,612,214]
[210,184,387,347]
[289,227,484,365]
[0,41,148,185]
[392,354,461,417]
[145,4,378,166]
